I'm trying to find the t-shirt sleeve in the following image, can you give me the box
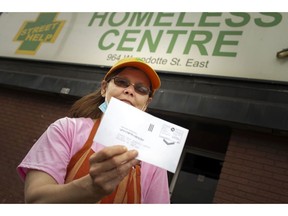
[17,117,74,184]
[141,163,171,204]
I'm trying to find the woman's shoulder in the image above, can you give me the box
[52,117,94,128]
[49,117,95,135]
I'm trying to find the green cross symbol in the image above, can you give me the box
[14,13,65,55]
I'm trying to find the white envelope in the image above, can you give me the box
[94,97,189,173]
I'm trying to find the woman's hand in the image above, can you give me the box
[24,145,139,203]
[89,145,139,196]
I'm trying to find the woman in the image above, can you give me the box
[17,57,170,203]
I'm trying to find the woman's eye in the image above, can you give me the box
[119,80,129,86]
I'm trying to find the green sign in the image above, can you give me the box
[14,13,65,55]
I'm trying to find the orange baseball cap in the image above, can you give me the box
[104,57,161,94]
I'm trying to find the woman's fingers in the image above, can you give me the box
[88,146,140,195]
[91,145,128,163]
[90,146,138,173]
[93,158,140,183]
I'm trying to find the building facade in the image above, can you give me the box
[0,12,288,203]
[0,57,287,203]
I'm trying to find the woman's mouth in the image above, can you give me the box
[120,99,133,106]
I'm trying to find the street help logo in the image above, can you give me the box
[13,13,65,55]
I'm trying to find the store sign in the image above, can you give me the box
[0,12,287,83]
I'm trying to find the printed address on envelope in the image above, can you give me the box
[93,97,189,173]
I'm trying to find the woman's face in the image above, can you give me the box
[101,67,152,111]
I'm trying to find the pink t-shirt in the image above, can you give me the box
[17,117,170,204]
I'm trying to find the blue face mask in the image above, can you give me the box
[99,101,108,113]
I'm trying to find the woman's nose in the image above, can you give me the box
[123,85,135,95]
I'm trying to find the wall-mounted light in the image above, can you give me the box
[60,87,70,94]
[276,48,288,59]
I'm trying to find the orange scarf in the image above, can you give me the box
[65,119,141,203]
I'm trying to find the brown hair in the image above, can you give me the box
[67,68,122,119]
[68,89,104,119]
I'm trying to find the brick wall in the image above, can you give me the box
[214,129,288,203]
[2,86,288,203]
[0,87,75,203]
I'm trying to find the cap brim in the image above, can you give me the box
[104,60,161,93]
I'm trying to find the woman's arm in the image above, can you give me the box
[24,145,139,203]
[25,170,98,203]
